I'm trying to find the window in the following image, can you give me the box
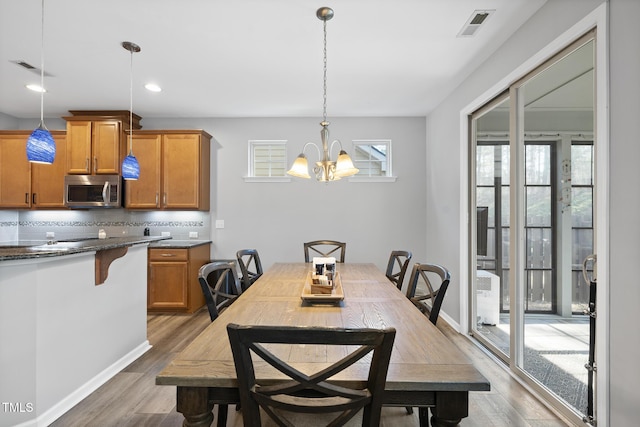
[351,140,395,181]
[246,140,289,181]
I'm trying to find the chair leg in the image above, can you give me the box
[405,406,414,414]
[217,404,228,427]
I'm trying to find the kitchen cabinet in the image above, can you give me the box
[0,130,67,209]
[147,242,210,313]
[64,110,140,175]
[125,130,211,210]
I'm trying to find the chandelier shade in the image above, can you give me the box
[286,7,358,182]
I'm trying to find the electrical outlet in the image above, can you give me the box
[189,231,198,239]
[46,231,55,239]
[215,220,225,229]
[161,231,171,237]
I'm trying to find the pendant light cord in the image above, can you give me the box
[129,47,133,155]
[39,0,45,126]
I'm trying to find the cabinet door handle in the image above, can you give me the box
[32,193,37,205]
[85,157,89,172]
[94,157,98,172]
[25,193,29,204]
[155,193,159,207]
[163,193,167,206]
[160,253,176,257]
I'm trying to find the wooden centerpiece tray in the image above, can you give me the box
[301,271,344,303]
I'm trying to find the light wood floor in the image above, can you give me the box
[51,308,570,426]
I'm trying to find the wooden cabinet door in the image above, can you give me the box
[31,133,67,208]
[148,260,189,309]
[66,121,92,174]
[0,134,31,208]
[162,133,202,209]
[93,120,121,174]
[125,133,162,208]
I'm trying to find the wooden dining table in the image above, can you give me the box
[156,263,490,427]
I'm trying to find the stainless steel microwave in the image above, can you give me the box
[64,175,122,208]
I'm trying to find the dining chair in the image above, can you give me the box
[303,240,346,263]
[197,260,243,425]
[385,250,413,291]
[236,249,263,292]
[405,263,451,326]
[227,323,396,427]
[198,260,242,322]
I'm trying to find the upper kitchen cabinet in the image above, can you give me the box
[0,130,67,209]
[126,130,211,210]
[64,110,141,175]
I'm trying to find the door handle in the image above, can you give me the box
[582,254,596,284]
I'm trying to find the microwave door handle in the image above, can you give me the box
[102,181,109,203]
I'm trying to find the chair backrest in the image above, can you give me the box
[236,249,263,292]
[385,250,413,291]
[227,323,395,427]
[198,261,242,322]
[405,263,451,325]
[303,240,346,263]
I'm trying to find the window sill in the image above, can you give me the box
[243,177,292,183]
[347,176,397,183]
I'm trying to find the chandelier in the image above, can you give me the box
[287,7,359,182]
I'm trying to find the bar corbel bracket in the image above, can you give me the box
[95,246,129,285]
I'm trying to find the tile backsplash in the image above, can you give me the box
[4,209,211,241]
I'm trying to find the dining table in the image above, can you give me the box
[156,262,490,427]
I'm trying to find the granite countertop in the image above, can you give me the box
[0,236,170,261]
[148,239,212,249]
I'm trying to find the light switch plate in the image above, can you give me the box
[46,231,55,239]
[189,231,198,239]
[161,231,171,237]
[215,220,225,229]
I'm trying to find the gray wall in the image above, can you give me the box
[608,0,640,425]
[427,0,639,424]
[142,116,427,273]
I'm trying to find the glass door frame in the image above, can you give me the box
[467,28,605,426]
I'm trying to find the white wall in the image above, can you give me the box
[608,0,640,425]
[427,0,640,425]
[142,116,427,272]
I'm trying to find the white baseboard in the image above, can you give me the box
[23,341,152,427]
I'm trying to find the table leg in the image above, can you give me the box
[429,391,468,427]
[177,386,213,427]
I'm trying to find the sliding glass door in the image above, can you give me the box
[470,33,595,424]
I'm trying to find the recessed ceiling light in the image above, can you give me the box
[26,84,46,93]
[145,83,162,92]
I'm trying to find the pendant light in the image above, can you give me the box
[26,0,56,164]
[121,41,140,180]
[286,7,359,182]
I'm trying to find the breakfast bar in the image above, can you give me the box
[0,236,161,427]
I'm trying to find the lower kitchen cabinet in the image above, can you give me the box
[147,242,210,313]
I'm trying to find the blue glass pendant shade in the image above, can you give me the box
[26,124,56,164]
[122,154,140,180]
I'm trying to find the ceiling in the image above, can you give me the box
[0,0,548,121]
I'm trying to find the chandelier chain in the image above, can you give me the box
[322,17,328,123]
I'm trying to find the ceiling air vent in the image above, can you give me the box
[10,60,52,76]
[457,9,494,37]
